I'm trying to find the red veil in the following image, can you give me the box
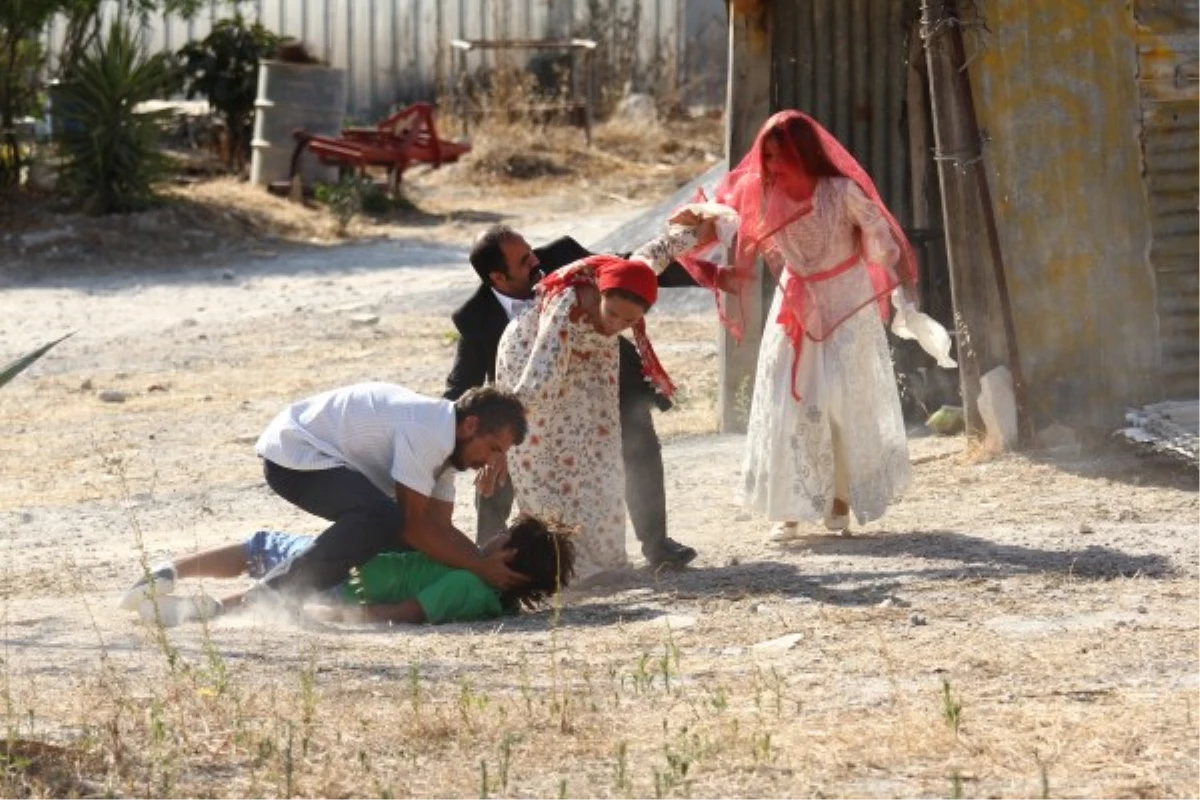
[536,255,676,399]
[677,110,917,398]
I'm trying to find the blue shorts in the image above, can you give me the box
[244,531,316,579]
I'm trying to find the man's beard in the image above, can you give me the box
[448,439,469,471]
[523,267,544,297]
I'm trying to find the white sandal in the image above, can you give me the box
[767,522,801,542]
[823,513,850,533]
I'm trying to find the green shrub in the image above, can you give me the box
[177,15,280,169]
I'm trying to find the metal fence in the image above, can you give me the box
[43,0,727,119]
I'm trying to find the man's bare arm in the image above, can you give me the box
[395,484,527,590]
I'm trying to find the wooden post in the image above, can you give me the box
[718,0,772,433]
[921,0,1031,444]
[920,0,1003,438]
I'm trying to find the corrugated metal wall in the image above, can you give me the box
[770,0,914,227]
[972,2,1163,426]
[43,0,728,119]
[1135,0,1199,399]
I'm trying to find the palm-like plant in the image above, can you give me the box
[0,333,73,389]
[55,20,178,215]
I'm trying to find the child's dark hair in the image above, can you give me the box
[500,515,577,611]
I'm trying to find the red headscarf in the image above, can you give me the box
[596,257,658,306]
[536,255,675,399]
[677,110,918,399]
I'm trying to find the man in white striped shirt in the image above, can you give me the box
[247,382,530,603]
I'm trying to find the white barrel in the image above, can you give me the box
[249,60,347,187]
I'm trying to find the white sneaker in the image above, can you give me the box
[767,522,801,543]
[137,594,222,628]
[118,564,177,610]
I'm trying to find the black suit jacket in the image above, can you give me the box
[443,236,696,406]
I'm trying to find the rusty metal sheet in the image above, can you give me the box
[1120,399,1199,465]
[1136,0,1199,399]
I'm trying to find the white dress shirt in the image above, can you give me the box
[256,382,458,502]
[492,288,534,321]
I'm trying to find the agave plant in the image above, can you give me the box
[55,20,178,215]
[0,332,73,389]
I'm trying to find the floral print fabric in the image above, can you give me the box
[495,279,629,580]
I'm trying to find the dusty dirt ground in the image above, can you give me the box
[0,120,1197,797]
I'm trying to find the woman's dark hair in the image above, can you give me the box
[600,286,651,311]
[500,515,577,610]
[455,386,528,444]
[764,116,843,179]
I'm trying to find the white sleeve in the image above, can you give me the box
[843,179,900,269]
[390,431,437,497]
[430,466,457,503]
[629,226,703,274]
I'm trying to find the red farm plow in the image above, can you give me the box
[288,102,469,193]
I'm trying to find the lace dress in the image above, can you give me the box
[741,177,911,524]
[494,230,699,580]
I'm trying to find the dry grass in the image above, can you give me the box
[3,570,1196,798]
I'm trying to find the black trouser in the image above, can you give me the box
[619,394,668,550]
[257,461,408,598]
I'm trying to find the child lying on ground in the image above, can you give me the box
[119,515,575,628]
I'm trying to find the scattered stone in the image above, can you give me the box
[1036,422,1078,449]
[613,93,659,125]
[662,614,696,630]
[233,434,260,445]
[147,383,168,392]
[724,555,740,567]
[98,389,128,403]
[752,633,803,653]
[1077,521,1094,534]
[19,226,76,249]
[349,313,380,327]
[79,378,93,392]
[180,318,198,327]
[221,269,236,280]
[909,613,927,627]
[733,512,751,521]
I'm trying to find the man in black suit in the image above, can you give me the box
[444,224,698,569]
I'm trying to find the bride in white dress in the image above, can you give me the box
[689,111,920,541]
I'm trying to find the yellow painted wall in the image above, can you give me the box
[970,0,1162,428]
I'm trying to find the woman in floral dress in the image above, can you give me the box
[494,243,715,582]
[695,110,920,541]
